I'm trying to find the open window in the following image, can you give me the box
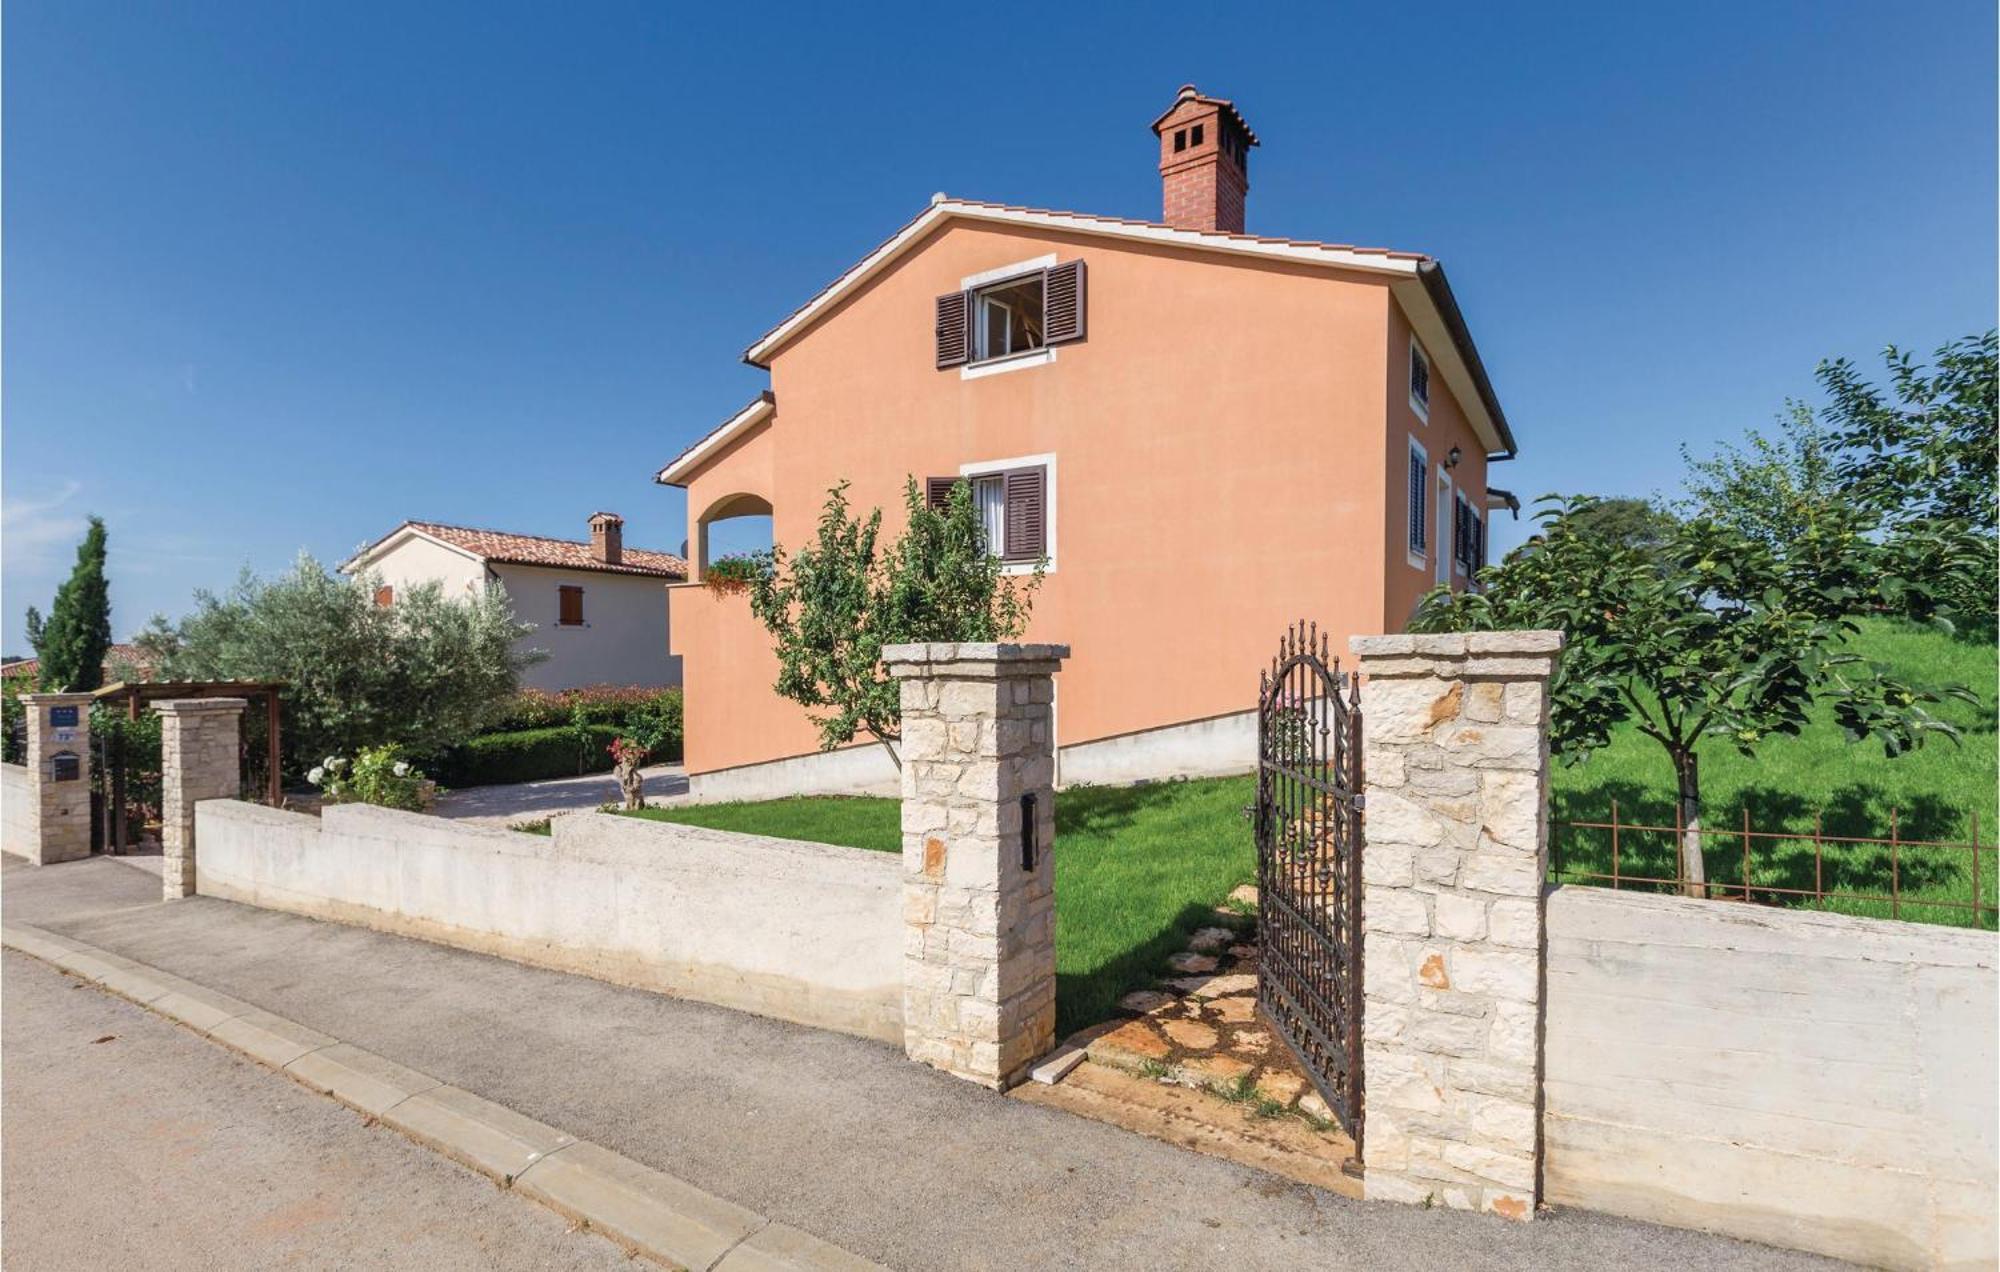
[927,461,1051,568]
[936,260,1086,369]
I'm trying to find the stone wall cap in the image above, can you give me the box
[151,697,252,714]
[1351,630,1564,658]
[17,691,96,705]
[879,642,1071,666]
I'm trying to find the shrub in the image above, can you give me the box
[435,724,624,788]
[702,554,769,596]
[309,744,430,812]
[484,685,681,744]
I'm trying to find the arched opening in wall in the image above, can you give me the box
[696,493,774,579]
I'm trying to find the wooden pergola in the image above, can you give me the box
[91,680,286,854]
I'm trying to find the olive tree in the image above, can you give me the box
[746,478,1041,768]
[1412,497,1976,892]
[137,553,539,771]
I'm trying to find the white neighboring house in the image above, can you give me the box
[341,513,686,691]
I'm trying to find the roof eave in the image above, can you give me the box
[654,390,777,487]
[1417,260,1517,461]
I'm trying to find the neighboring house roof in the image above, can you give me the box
[730,195,1515,459]
[343,521,688,579]
[2,644,158,683]
[655,391,775,488]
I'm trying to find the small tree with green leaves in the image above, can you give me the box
[1413,496,1976,892]
[747,477,1042,768]
[37,516,113,692]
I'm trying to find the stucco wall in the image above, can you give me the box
[359,533,487,599]
[1544,886,1998,1269]
[493,563,680,691]
[194,800,902,1041]
[676,220,1493,778]
[1,762,36,860]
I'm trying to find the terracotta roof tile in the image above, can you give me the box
[404,522,687,579]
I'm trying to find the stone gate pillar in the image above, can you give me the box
[18,692,94,865]
[1350,631,1562,1220]
[881,642,1068,1089]
[155,698,247,900]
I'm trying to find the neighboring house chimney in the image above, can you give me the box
[588,512,624,565]
[1151,85,1258,235]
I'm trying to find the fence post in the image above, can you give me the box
[155,698,247,900]
[16,692,95,865]
[880,642,1068,1090]
[1350,631,1563,1220]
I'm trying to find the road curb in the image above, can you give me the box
[2,921,886,1271]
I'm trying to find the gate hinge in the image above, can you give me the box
[1352,795,1366,811]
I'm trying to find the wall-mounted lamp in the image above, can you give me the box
[1444,446,1463,470]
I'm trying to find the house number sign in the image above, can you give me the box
[48,705,79,728]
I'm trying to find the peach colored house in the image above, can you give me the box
[657,86,1519,800]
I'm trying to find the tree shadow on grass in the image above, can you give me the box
[1054,899,1253,1039]
[1552,778,1992,929]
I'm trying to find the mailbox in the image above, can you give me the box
[49,750,81,782]
[1020,792,1038,871]
[49,705,79,728]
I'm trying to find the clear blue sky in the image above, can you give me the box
[5,1,1994,653]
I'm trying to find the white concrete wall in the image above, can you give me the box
[195,801,902,1041]
[1,762,36,861]
[1545,886,1998,1270]
[686,710,1254,802]
[493,563,681,692]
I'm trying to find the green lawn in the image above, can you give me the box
[626,777,1257,1035]
[1550,618,1998,929]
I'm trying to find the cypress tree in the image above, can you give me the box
[38,517,112,691]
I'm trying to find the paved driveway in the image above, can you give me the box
[432,763,687,826]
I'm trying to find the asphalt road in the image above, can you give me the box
[5,859,1848,1271]
[1,950,637,1271]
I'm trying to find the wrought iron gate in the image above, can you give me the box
[1254,621,1364,1158]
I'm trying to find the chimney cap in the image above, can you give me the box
[1150,85,1260,147]
[588,511,624,525]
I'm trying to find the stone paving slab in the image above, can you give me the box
[515,1140,765,1271]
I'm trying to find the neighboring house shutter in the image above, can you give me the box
[374,585,394,608]
[935,291,971,369]
[1002,467,1047,563]
[1043,260,1086,345]
[559,585,584,626]
[925,477,958,510]
[1475,511,1487,570]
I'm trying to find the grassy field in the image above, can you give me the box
[626,777,1257,1035]
[1550,618,1997,928]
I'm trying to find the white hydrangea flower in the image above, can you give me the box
[307,766,325,786]
[392,761,410,777]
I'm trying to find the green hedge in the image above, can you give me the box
[435,725,624,788]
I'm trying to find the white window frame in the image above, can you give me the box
[1406,436,1429,571]
[959,254,1059,380]
[1435,470,1453,587]
[958,451,1057,574]
[1409,336,1432,423]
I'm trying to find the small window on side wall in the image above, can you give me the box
[927,466,1048,565]
[1409,337,1432,421]
[558,585,585,627]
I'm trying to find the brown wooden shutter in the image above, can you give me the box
[559,585,584,626]
[935,291,971,368]
[925,477,957,510]
[1002,467,1046,562]
[374,585,394,608]
[1043,260,1086,345]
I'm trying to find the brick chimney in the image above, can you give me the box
[588,512,624,565]
[1151,85,1258,235]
